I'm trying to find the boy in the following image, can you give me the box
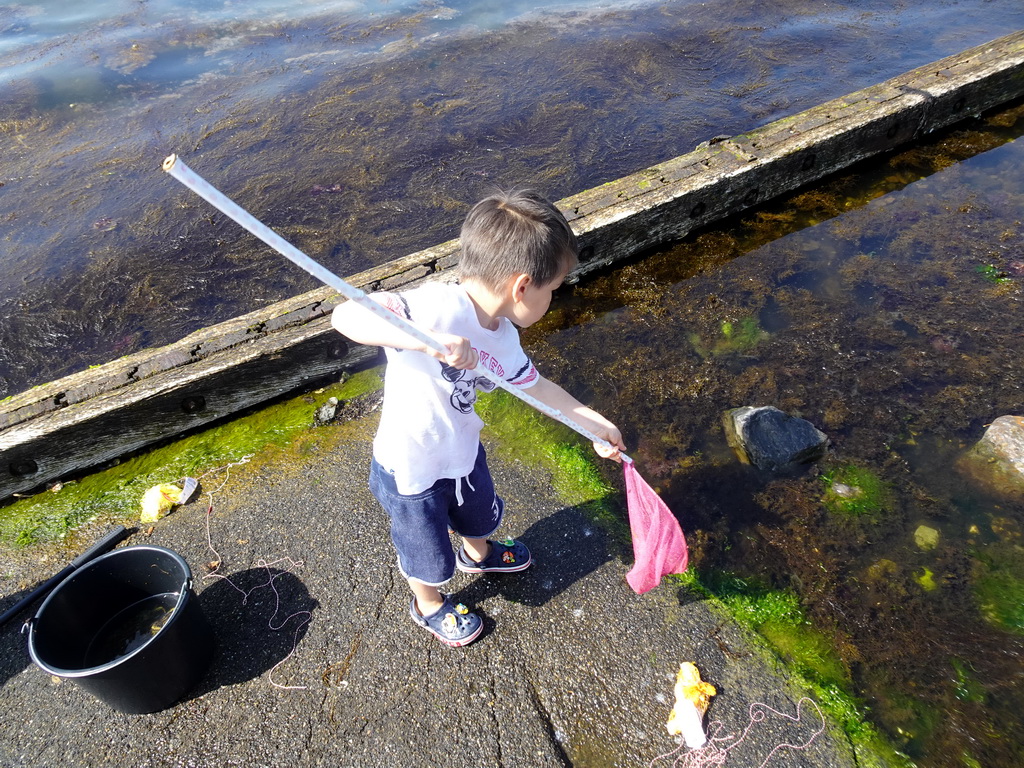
[331,189,625,646]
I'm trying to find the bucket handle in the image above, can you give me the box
[0,526,130,630]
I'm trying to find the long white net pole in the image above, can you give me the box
[162,154,621,455]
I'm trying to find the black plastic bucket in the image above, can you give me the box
[27,545,213,714]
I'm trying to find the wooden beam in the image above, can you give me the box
[563,30,1024,277]
[3,30,1024,502]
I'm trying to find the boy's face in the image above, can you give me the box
[510,269,567,328]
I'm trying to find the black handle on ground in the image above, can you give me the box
[0,525,131,629]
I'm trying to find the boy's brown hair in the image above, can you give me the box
[458,189,579,291]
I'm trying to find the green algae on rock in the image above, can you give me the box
[0,369,383,548]
[821,464,890,518]
[971,540,1024,633]
[689,316,766,359]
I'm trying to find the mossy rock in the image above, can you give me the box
[822,464,890,518]
[689,316,766,358]
[913,566,937,591]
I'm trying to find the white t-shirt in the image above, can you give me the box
[370,282,539,495]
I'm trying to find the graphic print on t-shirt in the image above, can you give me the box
[439,363,497,413]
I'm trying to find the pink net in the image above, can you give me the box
[624,460,688,593]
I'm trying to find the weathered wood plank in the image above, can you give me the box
[1,318,379,499]
[2,30,1024,501]
[566,31,1024,276]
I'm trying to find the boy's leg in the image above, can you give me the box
[407,575,482,648]
[408,579,444,617]
[369,459,458,586]
[450,445,533,574]
[461,537,491,562]
[457,536,532,573]
[368,459,483,646]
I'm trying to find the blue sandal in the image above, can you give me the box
[456,538,532,574]
[409,595,483,647]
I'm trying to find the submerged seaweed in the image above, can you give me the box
[4,3,1024,398]
[526,111,1024,768]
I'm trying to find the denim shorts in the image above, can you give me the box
[368,443,504,586]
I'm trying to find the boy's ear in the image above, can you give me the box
[510,273,532,301]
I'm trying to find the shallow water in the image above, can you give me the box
[83,591,178,667]
[3,0,1024,396]
[529,112,1024,767]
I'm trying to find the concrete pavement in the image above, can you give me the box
[0,411,859,768]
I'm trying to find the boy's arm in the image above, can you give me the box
[331,296,478,370]
[527,376,626,462]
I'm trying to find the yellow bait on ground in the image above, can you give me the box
[140,478,198,522]
[667,661,716,748]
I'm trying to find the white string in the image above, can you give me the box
[195,456,312,690]
[650,697,826,768]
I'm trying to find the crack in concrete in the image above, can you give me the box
[526,674,572,767]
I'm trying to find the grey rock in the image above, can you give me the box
[314,396,339,425]
[958,414,1024,500]
[725,406,829,472]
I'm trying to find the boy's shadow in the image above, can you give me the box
[186,567,318,699]
[456,504,625,608]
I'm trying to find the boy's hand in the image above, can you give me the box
[581,408,625,463]
[593,438,624,463]
[428,332,479,370]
